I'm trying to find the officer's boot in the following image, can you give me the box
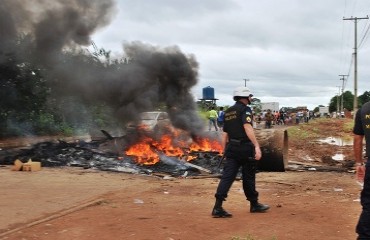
[250,200,270,213]
[212,198,232,218]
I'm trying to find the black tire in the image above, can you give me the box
[257,147,285,172]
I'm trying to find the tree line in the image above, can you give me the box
[328,90,370,113]
[0,35,124,138]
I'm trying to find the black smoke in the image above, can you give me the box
[0,0,205,137]
[1,0,115,59]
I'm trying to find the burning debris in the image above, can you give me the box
[125,129,223,165]
[0,129,225,177]
[0,128,296,177]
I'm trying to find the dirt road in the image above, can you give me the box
[0,165,362,240]
[0,118,363,240]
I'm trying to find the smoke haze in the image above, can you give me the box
[1,0,205,136]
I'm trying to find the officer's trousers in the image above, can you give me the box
[357,166,370,239]
[215,156,258,202]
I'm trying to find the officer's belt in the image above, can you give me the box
[228,139,252,145]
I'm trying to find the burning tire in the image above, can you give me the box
[255,128,288,172]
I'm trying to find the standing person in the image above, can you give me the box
[217,107,225,128]
[295,112,300,124]
[264,109,273,129]
[274,111,280,125]
[279,110,285,125]
[353,101,370,239]
[212,86,269,218]
[208,106,218,131]
[303,109,309,123]
[261,110,267,121]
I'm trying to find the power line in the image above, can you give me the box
[339,74,348,113]
[343,15,369,112]
[336,85,341,112]
[346,54,354,78]
[358,19,370,49]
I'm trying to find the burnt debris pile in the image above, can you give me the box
[0,137,224,177]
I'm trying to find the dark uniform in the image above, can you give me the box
[214,101,259,202]
[353,102,370,239]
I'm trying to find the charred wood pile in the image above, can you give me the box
[0,133,225,177]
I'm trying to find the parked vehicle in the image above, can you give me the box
[127,111,172,133]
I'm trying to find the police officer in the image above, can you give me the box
[212,86,269,218]
[353,101,370,239]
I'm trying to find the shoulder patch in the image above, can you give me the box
[245,116,253,123]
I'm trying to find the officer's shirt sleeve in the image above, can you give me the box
[241,107,253,125]
[353,108,364,135]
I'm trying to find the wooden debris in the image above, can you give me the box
[22,159,41,171]
[11,159,42,171]
[185,174,221,179]
[11,159,23,171]
[181,161,212,174]
[259,180,297,186]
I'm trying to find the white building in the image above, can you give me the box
[261,102,280,112]
[319,106,329,117]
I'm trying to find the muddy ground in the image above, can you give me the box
[0,118,363,240]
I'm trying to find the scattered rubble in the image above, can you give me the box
[0,135,224,177]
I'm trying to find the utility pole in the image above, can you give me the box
[336,86,341,116]
[343,16,369,112]
[338,74,348,114]
[243,78,249,87]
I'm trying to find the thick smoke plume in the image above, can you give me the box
[1,0,115,58]
[1,0,206,137]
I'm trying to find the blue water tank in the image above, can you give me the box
[202,86,215,99]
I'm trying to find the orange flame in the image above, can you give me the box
[189,137,223,153]
[152,135,185,157]
[125,133,223,165]
[125,137,160,165]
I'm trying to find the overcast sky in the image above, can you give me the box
[91,0,370,110]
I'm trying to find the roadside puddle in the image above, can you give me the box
[332,153,345,161]
[317,137,352,162]
[317,137,352,146]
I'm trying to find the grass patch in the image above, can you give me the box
[287,118,354,142]
[287,124,320,141]
[343,120,354,133]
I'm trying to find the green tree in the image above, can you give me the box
[342,91,354,111]
[0,35,121,137]
[0,40,51,136]
[329,90,354,112]
[358,91,370,107]
[329,95,338,113]
[250,98,261,113]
